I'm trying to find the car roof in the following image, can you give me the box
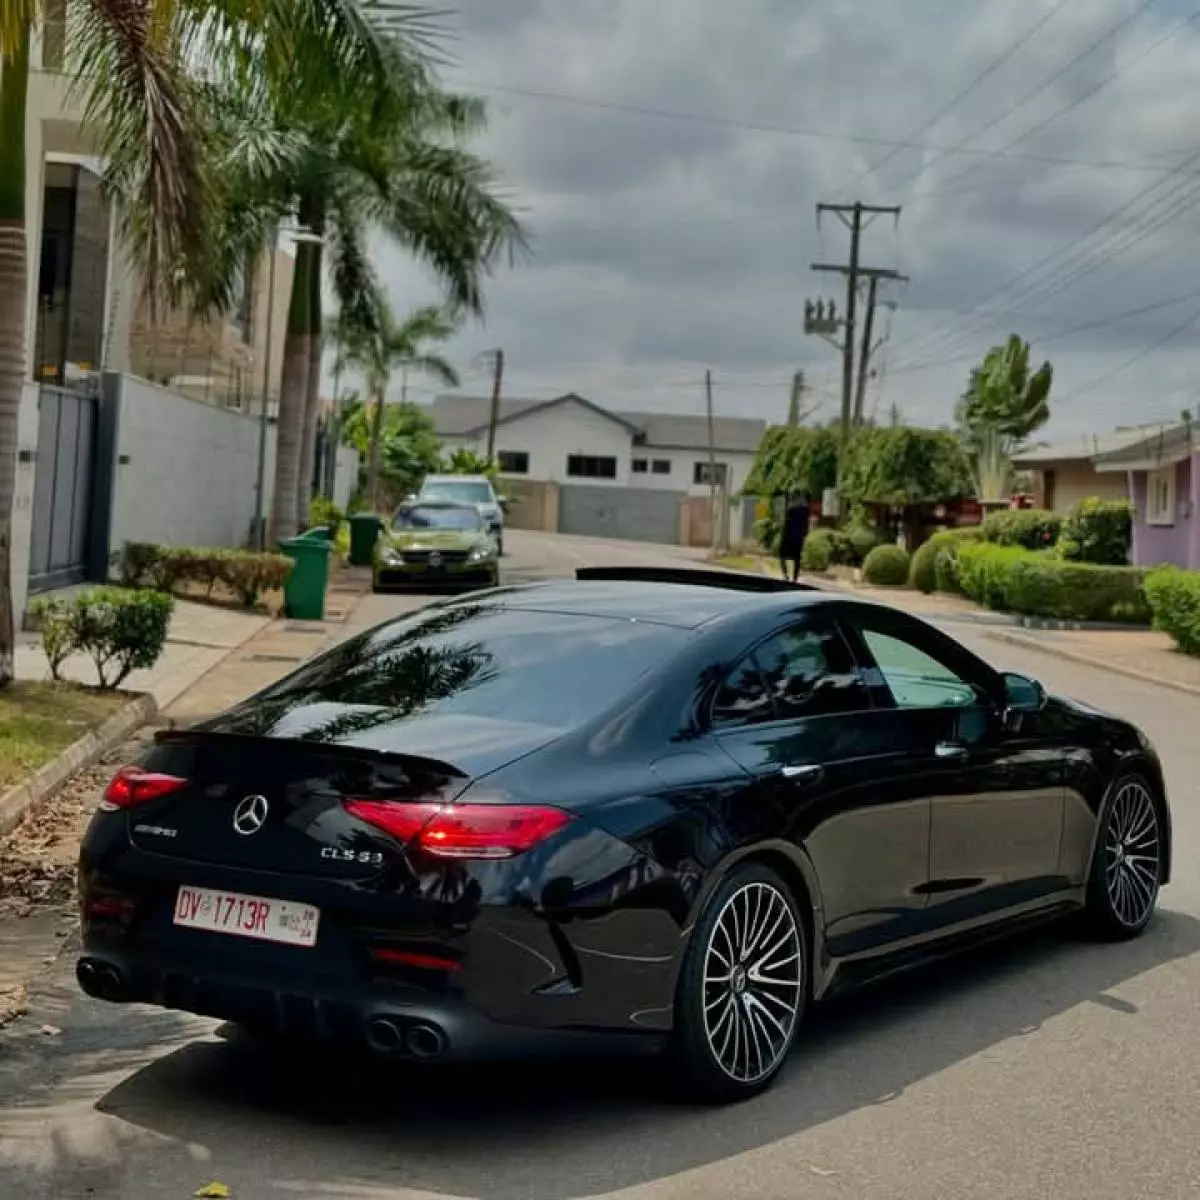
[422,474,491,485]
[491,576,831,630]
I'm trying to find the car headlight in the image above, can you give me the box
[381,548,405,565]
[468,545,494,562]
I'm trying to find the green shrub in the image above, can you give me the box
[982,508,1062,551]
[33,588,174,689]
[754,513,781,553]
[861,543,910,586]
[116,541,293,608]
[1057,497,1133,565]
[309,496,345,535]
[957,543,1149,623]
[221,553,293,606]
[1144,566,1200,655]
[910,526,982,593]
[845,522,880,565]
[800,528,836,572]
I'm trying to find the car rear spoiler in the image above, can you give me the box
[574,566,821,593]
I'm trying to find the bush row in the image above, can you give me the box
[909,525,983,593]
[956,543,1149,624]
[1144,567,1200,656]
[798,520,882,572]
[119,542,293,607]
[980,499,1132,565]
[31,588,174,690]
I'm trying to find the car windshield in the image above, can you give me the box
[393,505,482,532]
[420,480,494,505]
[254,605,686,731]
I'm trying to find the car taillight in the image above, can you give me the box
[344,800,571,860]
[100,766,187,811]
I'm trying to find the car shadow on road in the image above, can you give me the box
[85,909,1200,1200]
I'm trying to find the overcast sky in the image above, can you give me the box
[365,0,1200,439]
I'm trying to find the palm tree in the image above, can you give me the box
[0,0,430,685]
[252,55,527,541]
[340,303,461,509]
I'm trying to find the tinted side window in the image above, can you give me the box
[711,658,773,726]
[754,624,871,719]
[860,629,978,710]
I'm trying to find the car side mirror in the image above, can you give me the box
[1000,671,1045,731]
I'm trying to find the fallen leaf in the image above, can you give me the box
[808,1165,836,1177]
[40,1024,62,1037]
[194,1184,231,1199]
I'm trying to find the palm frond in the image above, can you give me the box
[406,351,458,387]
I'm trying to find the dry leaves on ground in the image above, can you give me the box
[0,727,158,918]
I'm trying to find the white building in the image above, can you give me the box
[431,392,766,497]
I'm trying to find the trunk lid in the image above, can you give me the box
[127,705,560,879]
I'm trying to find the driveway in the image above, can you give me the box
[2,530,1197,1200]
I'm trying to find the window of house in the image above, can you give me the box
[1147,466,1175,526]
[632,458,648,473]
[498,450,529,474]
[693,461,729,487]
[652,459,671,475]
[567,454,617,480]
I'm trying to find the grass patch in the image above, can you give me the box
[711,554,770,574]
[0,682,129,790]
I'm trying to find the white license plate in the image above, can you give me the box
[173,885,320,948]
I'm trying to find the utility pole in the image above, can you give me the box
[787,370,805,426]
[808,202,903,471]
[705,368,720,552]
[854,275,878,427]
[485,348,504,461]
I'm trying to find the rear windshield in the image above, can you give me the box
[421,480,493,505]
[255,604,686,730]
[393,505,481,531]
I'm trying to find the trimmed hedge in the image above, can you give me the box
[800,528,836,572]
[1144,566,1200,655]
[1057,497,1132,565]
[910,526,983,593]
[982,507,1062,551]
[119,542,293,608]
[30,587,174,690]
[956,542,1149,623]
[862,543,910,586]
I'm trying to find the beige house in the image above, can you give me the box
[1011,428,1155,514]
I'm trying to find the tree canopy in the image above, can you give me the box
[743,425,839,498]
[840,426,974,507]
[956,335,1052,443]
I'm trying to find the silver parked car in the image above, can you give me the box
[417,474,505,554]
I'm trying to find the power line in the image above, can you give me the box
[886,0,1161,193]
[461,78,1195,177]
[926,5,1200,200]
[844,0,1070,192]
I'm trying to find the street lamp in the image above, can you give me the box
[254,224,324,550]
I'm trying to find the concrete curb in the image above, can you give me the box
[983,629,1200,699]
[0,693,157,840]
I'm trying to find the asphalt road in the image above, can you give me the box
[2,530,1198,1200]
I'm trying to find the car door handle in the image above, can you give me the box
[934,741,969,760]
[780,763,823,782]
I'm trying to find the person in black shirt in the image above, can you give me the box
[778,493,811,582]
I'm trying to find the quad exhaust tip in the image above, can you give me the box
[366,1016,447,1060]
[76,958,127,1003]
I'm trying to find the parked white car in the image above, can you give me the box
[417,474,505,554]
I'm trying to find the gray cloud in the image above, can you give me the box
[357,0,1200,435]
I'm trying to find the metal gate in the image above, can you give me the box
[28,385,97,594]
[557,483,684,544]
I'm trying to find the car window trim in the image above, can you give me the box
[706,613,875,732]
[835,608,1000,713]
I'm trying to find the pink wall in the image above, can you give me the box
[1130,455,1195,568]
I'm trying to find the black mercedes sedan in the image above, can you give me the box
[76,568,1172,1103]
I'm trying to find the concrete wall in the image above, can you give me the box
[558,483,685,544]
[1033,460,1129,514]
[109,375,357,552]
[502,478,560,532]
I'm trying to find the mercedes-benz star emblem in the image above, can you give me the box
[428,550,442,567]
[232,794,270,836]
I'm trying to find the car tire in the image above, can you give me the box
[1082,773,1163,942]
[668,862,807,1104]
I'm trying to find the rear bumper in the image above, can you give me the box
[75,944,665,1062]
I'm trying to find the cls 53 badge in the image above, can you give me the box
[320,847,384,865]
